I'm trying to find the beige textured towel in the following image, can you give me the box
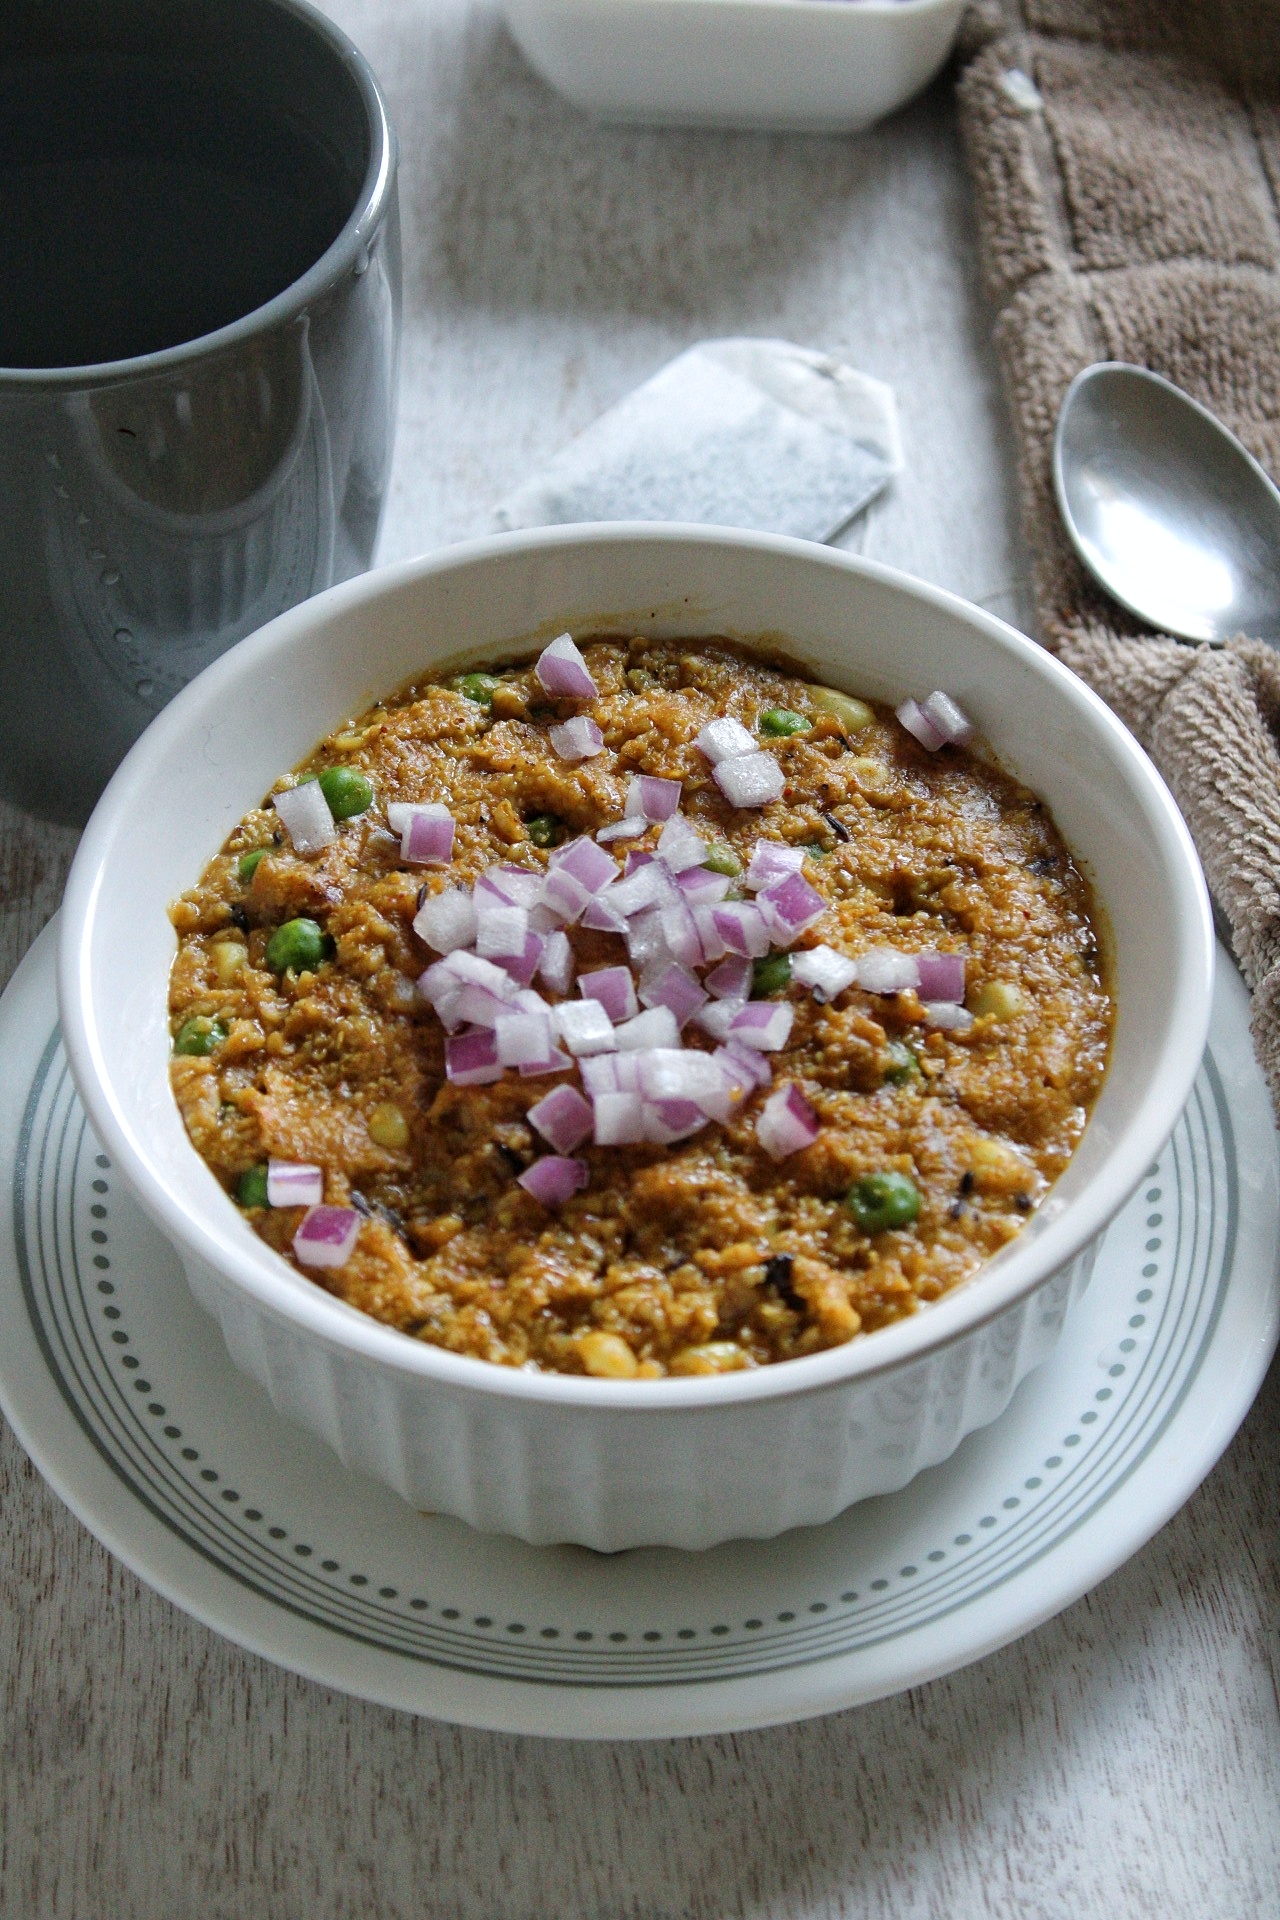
[956,0,1280,1111]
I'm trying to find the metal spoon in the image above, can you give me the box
[1053,361,1280,645]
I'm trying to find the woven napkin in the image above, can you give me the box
[955,0,1280,1112]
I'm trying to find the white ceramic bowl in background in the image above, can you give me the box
[58,525,1214,1551]
[501,0,966,134]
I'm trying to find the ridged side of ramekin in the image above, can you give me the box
[183,1241,1095,1551]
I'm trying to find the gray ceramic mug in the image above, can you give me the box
[0,0,400,823]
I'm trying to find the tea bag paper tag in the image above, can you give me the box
[491,338,902,543]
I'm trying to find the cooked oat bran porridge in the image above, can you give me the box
[168,635,1112,1378]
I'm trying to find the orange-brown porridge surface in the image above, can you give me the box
[167,636,1112,1379]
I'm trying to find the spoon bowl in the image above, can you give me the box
[1053,362,1280,644]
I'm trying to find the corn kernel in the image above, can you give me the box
[368,1101,410,1150]
[577,1330,640,1379]
[668,1341,753,1376]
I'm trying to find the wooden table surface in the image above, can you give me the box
[2,4,1277,1913]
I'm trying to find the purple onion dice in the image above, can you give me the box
[293,1205,360,1269]
[578,965,639,1023]
[518,1156,590,1205]
[266,1159,324,1208]
[714,752,786,810]
[397,803,455,866]
[550,835,618,895]
[535,634,598,701]
[694,717,756,764]
[638,962,707,1026]
[706,953,752,1000]
[923,1002,975,1032]
[756,1082,820,1161]
[728,1001,795,1051]
[538,930,576,995]
[495,1009,555,1068]
[614,1005,680,1051]
[273,779,336,854]
[626,774,682,822]
[526,1084,594,1155]
[711,902,771,958]
[413,885,477,955]
[915,951,966,1003]
[475,903,530,958]
[593,1091,647,1146]
[549,715,605,762]
[854,949,920,995]
[656,815,708,872]
[744,841,806,892]
[445,1029,502,1085]
[756,871,826,944]
[920,690,974,747]
[896,698,946,752]
[791,944,858,1003]
[554,1000,618,1057]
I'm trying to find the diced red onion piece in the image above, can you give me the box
[728,1001,795,1051]
[706,954,753,1000]
[695,717,756,765]
[293,1205,360,1269]
[714,751,786,810]
[495,1009,554,1068]
[656,814,709,872]
[645,1098,708,1144]
[549,715,605,762]
[744,841,806,892]
[718,1040,774,1092]
[915,951,966,1003]
[636,1048,724,1106]
[579,965,638,1023]
[896,698,946,752]
[551,835,618,895]
[441,949,519,995]
[554,1000,618,1057]
[526,1084,594,1155]
[581,889,628,934]
[580,1052,641,1097]
[475,903,530,958]
[614,1005,680,1051]
[596,817,646,844]
[920,690,974,747]
[791,945,858,1003]
[607,861,667,917]
[855,949,921,995]
[491,864,545,908]
[694,999,744,1043]
[493,931,545,988]
[538,930,576,995]
[757,872,826,945]
[756,1082,820,1161]
[273,779,336,854]
[413,885,476,954]
[624,851,655,875]
[692,904,727,965]
[712,902,771,958]
[623,908,673,974]
[923,1001,975,1032]
[540,866,594,925]
[446,1029,502,1085]
[266,1159,324,1208]
[593,1091,648,1146]
[676,866,732,905]
[659,897,704,970]
[518,1047,573,1076]
[451,983,512,1028]
[626,774,682,822]
[535,634,598,700]
[401,804,455,866]
[518,1155,589,1205]
[639,962,707,1026]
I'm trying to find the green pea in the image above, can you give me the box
[266,917,329,973]
[751,952,793,998]
[237,1165,270,1209]
[846,1171,921,1234]
[449,672,500,706]
[883,1041,921,1086]
[237,848,267,885]
[759,708,812,738]
[526,813,564,848]
[804,842,829,859]
[317,766,373,821]
[702,845,742,877]
[173,1014,228,1058]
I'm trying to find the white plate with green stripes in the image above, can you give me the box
[2,919,1276,1739]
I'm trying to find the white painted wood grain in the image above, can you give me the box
[0,3,1276,1913]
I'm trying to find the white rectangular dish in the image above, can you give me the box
[501,0,966,134]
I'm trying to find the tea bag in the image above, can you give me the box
[491,338,902,543]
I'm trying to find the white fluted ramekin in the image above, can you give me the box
[58,526,1214,1550]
